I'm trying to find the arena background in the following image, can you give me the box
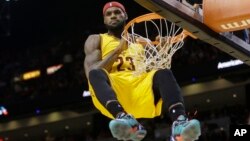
[0,0,250,141]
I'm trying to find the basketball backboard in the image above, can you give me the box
[133,0,250,66]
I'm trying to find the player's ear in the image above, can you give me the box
[103,16,107,25]
[125,13,128,20]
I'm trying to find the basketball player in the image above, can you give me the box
[84,1,201,141]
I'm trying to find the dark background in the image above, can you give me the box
[0,0,250,141]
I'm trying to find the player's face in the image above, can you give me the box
[103,7,127,30]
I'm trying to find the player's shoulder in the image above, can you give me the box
[84,34,101,51]
[84,34,101,46]
[86,34,101,41]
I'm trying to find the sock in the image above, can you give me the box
[169,104,186,121]
[116,112,127,118]
[106,100,125,118]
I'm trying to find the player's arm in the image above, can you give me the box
[84,34,127,79]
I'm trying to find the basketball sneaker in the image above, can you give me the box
[109,113,147,141]
[170,115,201,141]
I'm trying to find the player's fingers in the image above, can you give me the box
[155,35,160,41]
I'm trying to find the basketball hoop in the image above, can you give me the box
[122,13,196,76]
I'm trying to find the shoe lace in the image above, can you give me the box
[117,113,140,128]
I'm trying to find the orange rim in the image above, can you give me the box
[123,13,197,45]
[124,13,164,32]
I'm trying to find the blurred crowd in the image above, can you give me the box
[173,37,223,66]
[0,37,88,118]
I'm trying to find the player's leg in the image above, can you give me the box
[89,69,124,117]
[89,69,146,141]
[153,69,201,141]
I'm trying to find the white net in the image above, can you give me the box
[122,13,191,76]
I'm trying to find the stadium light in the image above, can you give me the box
[46,64,63,75]
[22,70,41,80]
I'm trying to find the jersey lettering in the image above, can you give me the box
[116,56,135,71]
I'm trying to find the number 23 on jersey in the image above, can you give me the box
[115,56,135,71]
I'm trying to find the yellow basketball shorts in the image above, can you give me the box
[88,70,163,119]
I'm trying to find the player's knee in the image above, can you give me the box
[89,69,105,82]
[156,69,174,78]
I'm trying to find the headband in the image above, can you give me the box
[103,1,126,15]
